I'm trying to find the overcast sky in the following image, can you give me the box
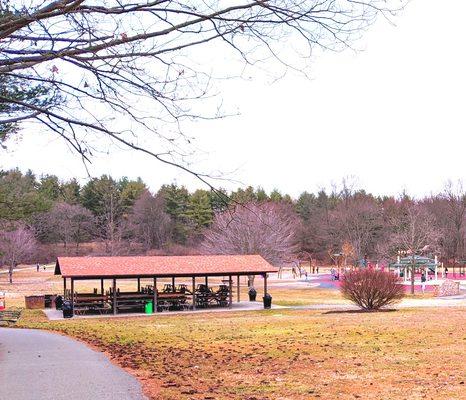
[2,0,465,198]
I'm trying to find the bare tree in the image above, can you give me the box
[388,204,440,294]
[202,202,299,285]
[36,202,94,252]
[0,1,404,183]
[442,181,466,260]
[0,225,37,283]
[330,192,383,260]
[128,190,173,250]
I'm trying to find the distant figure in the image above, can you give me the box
[444,266,448,278]
[36,263,40,272]
[312,265,315,274]
[330,267,336,281]
[316,265,319,274]
[43,264,46,271]
[421,270,427,293]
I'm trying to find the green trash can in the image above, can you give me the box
[145,301,153,314]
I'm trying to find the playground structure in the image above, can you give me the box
[389,255,440,282]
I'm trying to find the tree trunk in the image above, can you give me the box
[9,264,13,284]
[411,255,415,295]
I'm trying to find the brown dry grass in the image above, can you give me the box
[16,307,466,400]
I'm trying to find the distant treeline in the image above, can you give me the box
[0,169,464,263]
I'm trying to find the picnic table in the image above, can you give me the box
[72,294,111,315]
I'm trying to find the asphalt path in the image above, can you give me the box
[0,328,146,400]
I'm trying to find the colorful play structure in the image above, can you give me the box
[389,255,440,282]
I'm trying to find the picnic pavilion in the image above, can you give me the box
[55,254,277,317]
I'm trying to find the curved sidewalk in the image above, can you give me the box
[0,328,146,400]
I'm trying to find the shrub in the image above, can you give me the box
[340,269,405,310]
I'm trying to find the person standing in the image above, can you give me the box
[36,263,40,272]
[444,265,449,278]
[421,269,427,293]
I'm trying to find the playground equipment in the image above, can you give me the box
[389,255,440,282]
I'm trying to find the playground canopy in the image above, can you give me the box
[389,255,439,281]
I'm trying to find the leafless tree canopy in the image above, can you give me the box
[128,189,173,250]
[201,202,299,265]
[0,0,403,181]
[387,204,441,257]
[0,225,37,282]
[35,201,94,250]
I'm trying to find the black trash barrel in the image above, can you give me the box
[62,300,73,318]
[263,293,272,309]
[248,288,257,301]
[55,295,63,310]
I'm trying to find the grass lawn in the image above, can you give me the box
[16,307,466,400]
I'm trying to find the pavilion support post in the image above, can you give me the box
[153,277,157,313]
[264,273,268,296]
[63,278,67,298]
[113,278,117,315]
[237,275,240,303]
[172,277,175,292]
[192,277,196,310]
[205,276,208,286]
[100,279,104,295]
[70,278,74,317]
[228,275,232,308]
[137,278,141,292]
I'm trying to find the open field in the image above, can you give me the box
[4,265,466,399]
[15,307,466,400]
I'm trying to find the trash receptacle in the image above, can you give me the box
[263,293,272,309]
[248,287,257,301]
[145,301,153,314]
[55,295,63,310]
[62,300,73,318]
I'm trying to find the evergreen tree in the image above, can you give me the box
[186,190,214,232]
[255,187,269,202]
[0,169,51,220]
[296,191,317,221]
[60,179,81,204]
[119,177,146,213]
[231,186,257,203]
[269,188,283,202]
[208,188,230,212]
[38,175,61,201]
[158,184,191,243]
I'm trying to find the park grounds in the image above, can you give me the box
[1,264,465,400]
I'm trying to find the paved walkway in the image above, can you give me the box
[44,301,287,320]
[0,328,146,400]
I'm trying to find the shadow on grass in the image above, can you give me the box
[324,308,399,315]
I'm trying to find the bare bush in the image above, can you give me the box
[340,269,405,310]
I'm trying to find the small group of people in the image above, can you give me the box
[36,263,46,272]
[330,267,340,281]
